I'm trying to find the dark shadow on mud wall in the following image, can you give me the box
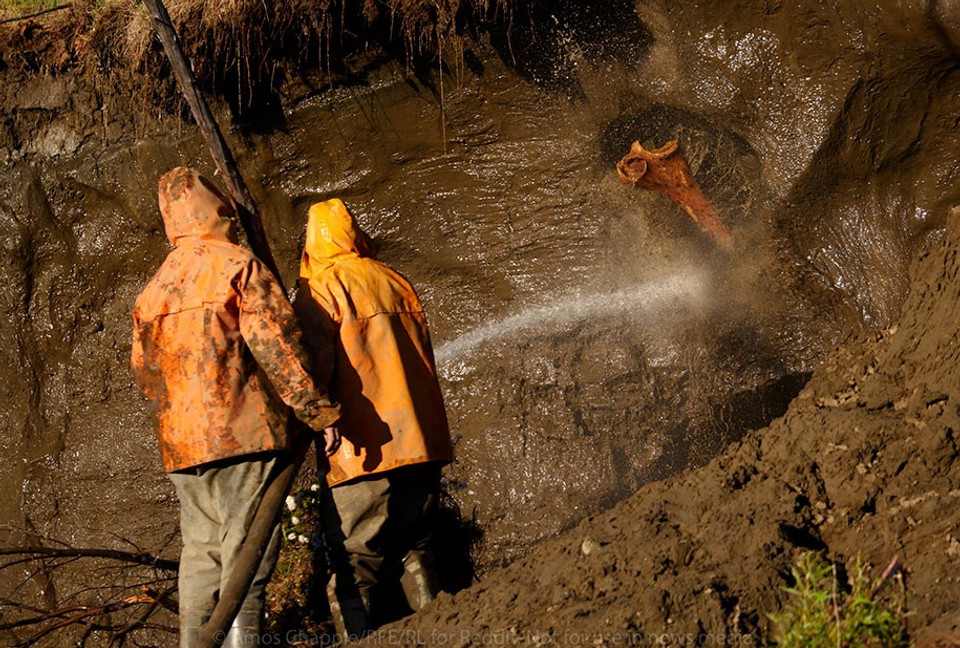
[433,486,482,591]
[643,371,813,483]
[208,6,390,132]
[486,0,653,97]
[774,49,960,329]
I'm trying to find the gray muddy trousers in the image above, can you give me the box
[321,462,443,640]
[168,452,282,648]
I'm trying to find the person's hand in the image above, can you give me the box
[322,426,341,457]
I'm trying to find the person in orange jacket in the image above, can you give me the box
[295,198,453,640]
[131,167,341,648]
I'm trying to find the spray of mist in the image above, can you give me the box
[435,268,708,373]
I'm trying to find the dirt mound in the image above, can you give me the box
[378,215,960,643]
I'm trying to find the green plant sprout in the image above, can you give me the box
[0,0,59,15]
[770,551,909,648]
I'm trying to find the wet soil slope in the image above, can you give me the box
[382,209,960,643]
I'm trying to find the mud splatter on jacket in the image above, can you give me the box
[131,167,340,473]
[297,198,453,487]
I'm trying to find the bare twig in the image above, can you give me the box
[0,588,174,633]
[873,555,901,594]
[0,536,178,646]
[0,546,178,572]
[0,3,71,24]
[831,563,841,648]
[2,591,177,647]
[109,585,178,646]
[15,593,161,645]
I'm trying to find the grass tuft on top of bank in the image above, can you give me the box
[1,0,514,116]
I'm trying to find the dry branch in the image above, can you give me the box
[0,539,178,646]
[143,0,281,283]
[1,584,177,647]
[0,546,178,572]
[0,3,70,25]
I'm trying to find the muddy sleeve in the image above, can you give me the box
[130,311,160,401]
[236,260,341,431]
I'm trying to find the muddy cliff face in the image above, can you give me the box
[2,0,959,622]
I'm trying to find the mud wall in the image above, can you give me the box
[377,179,960,648]
[2,0,960,616]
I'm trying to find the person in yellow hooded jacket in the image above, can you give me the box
[131,167,341,648]
[295,198,453,639]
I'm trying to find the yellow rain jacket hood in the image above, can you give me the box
[297,198,453,487]
[131,168,339,472]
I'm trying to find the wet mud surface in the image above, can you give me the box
[381,201,960,646]
[2,0,960,643]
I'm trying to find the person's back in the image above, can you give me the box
[297,199,452,486]
[131,167,340,647]
[134,168,338,471]
[135,236,289,469]
[297,198,453,639]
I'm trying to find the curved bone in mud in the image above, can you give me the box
[617,140,731,243]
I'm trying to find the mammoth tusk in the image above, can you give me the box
[646,139,679,159]
[626,139,679,159]
[616,155,648,184]
[616,138,731,244]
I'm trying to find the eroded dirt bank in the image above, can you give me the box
[379,208,960,643]
[2,0,960,644]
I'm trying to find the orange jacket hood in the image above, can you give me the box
[158,166,238,245]
[299,198,373,279]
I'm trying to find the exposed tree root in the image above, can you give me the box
[0,534,179,647]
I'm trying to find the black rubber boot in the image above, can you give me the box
[327,573,373,643]
[221,610,262,648]
[400,551,441,612]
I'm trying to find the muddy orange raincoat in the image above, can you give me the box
[131,167,340,473]
[296,198,453,487]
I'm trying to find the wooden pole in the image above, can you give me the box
[142,0,281,283]
[141,1,312,646]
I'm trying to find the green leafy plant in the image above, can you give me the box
[770,551,909,648]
